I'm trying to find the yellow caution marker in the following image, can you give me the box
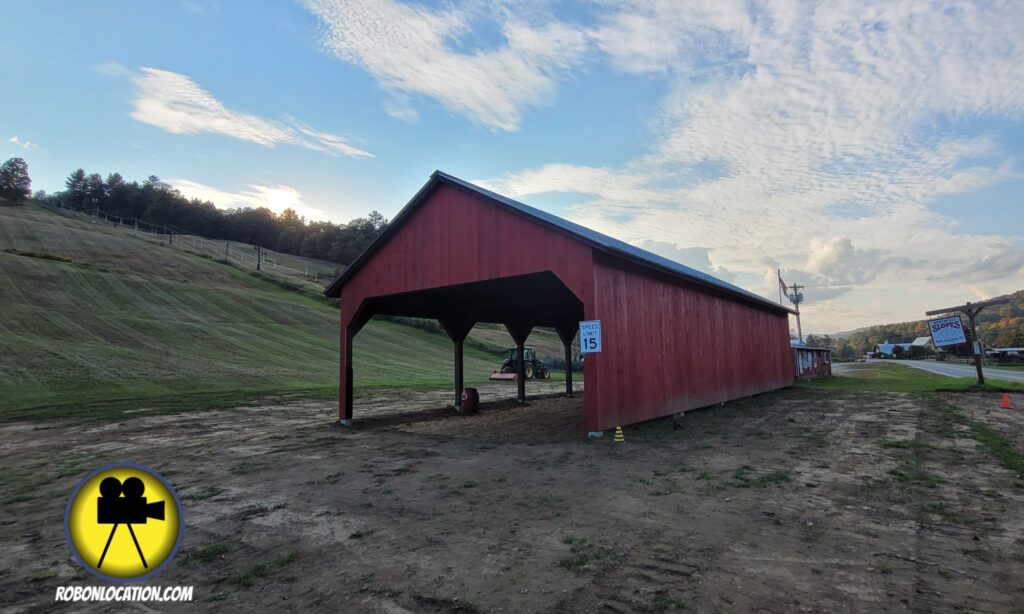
[613,426,625,443]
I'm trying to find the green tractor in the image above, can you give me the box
[490,347,550,381]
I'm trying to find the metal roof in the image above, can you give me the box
[874,342,913,354]
[791,340,833,351]
[326,170,794,315]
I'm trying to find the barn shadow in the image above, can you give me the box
[346,392,587,444]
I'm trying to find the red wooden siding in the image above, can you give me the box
[338,183,594,306]
[586,254,791,431]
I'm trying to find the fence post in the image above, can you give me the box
[225,242,229,260]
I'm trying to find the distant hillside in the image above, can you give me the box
[0,204,508,421]
[818,290,1024,359]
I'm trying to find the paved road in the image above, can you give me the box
[887,359,1024,381]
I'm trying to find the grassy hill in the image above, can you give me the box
[0,204,507,421]
[38,202,344,292]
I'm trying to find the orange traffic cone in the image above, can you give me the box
[1001,393,1011,409]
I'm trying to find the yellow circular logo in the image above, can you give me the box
[65,464,183,582]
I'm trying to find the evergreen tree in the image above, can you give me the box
[64,168,88,207]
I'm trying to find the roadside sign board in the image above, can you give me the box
[579,320,602,354]
[928,316,967,347]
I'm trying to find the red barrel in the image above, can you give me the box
[461,387,479,414]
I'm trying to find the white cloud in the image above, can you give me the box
[632,240,737,282]
[930,246,1024,283]
[383,96,420,124]
[303,0,588,131]
[589,0,753,75]
[170,179,325,220]
[8,136,37,151]
[94,59,133,78]
[130,67,373,158]
[484,0,1024,332]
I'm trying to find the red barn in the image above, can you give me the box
[325,171,794,435]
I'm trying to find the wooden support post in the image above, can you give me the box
[556,323,578,397]
[516,343,526,402]
[340,310,372,426]
[967,309,983,385]
[454,339,464,408]
[505,319,534,404]
[342,326,354,424]
[440,317,474,410]
[564,343,572,396]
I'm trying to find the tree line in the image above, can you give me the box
[4,158,388,265]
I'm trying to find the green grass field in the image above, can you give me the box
[0,205,510,421]
[799,362,1024,393]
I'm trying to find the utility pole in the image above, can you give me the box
[789,283,805,343]
[925,298,1009,384]
[255,246,262,271]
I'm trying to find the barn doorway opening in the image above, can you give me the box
[343,271,585,423]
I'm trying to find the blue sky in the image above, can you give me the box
[3,1,1023,332]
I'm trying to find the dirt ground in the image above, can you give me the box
[2,389,1023,613]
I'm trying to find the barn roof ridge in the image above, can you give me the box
[325,170,794,315]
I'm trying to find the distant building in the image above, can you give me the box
[986,347,1024,363]
[792,340,832,378]
[873,337,934,357]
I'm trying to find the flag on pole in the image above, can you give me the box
[778,271,789,304]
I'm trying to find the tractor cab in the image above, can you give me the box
[505,347,537,363]
[490,346,550,380]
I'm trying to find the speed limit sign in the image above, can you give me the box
[579,320,601,354]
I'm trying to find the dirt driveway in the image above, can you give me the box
[1,389,1023,612]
